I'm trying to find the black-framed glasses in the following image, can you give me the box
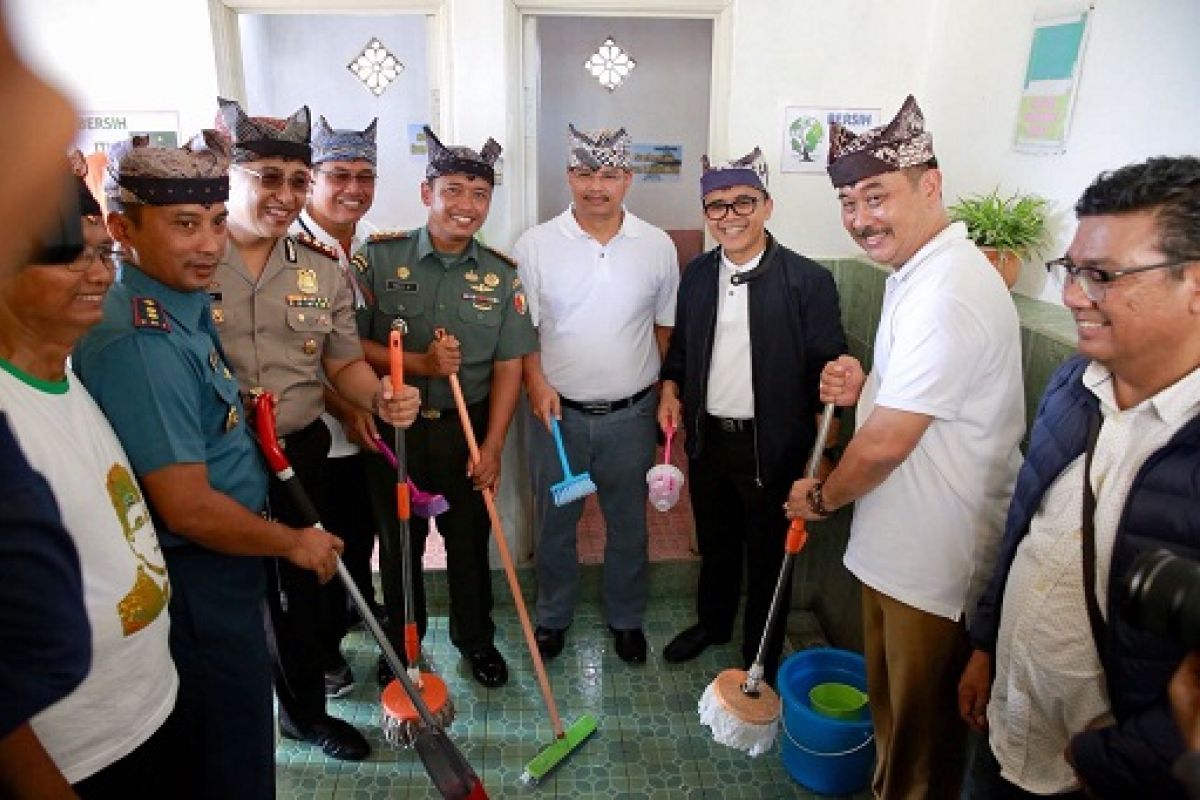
[315,168,377,188]
[63,243,119,273]
[1045,256,1195,303]
[233,164,312,193]
[703,195,760,221]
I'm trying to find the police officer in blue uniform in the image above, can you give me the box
[74,133,345,800]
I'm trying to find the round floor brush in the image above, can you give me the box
[698,402,835,757]
[378,320,455,747]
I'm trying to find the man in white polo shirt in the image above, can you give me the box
[789,95,1024,799]
[517,125,678,665]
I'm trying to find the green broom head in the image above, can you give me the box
[518,714,598,786]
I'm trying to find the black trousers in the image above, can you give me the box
[687,416,792,683]
[263,418,342,728]
[365,401,494,655]
[73,703,185,799]
[321,450,379,646]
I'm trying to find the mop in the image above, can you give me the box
[373,436,450,519]
[436,330,597,786]
[646,420,685,512]
[548,417,597,506]
[251,390,487,800]
[697,402,837,757]
[377,321,456,747]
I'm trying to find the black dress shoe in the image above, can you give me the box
[377,653,395,687]
[609,626,647,664]
[280,715,371,761]
[663,624,728,663]
[535,625,566,659]
[465,645,508,688]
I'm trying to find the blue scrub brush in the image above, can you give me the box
[549,417,597,506]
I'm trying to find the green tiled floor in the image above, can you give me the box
[276,597,870,799]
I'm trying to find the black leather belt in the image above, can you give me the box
[707,414,754,434]
[560,386,652,415]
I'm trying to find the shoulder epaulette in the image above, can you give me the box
[295,232,339,261]
[367,230,412,244]
[483,244,517,269]
[351,252,370,275]
[131,297,171,333]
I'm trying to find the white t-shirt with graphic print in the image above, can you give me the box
[0,362,176,783]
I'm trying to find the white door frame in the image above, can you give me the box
[505,0,732,232]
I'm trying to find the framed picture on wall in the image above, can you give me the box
[76,111,180,153]
[780,106,879,174]
[1013,8,1092,154]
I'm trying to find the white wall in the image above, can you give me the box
[535,16,711,230]
[239,13,432,231]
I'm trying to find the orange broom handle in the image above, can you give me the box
[437,329,566,740]
[390,329,411,522]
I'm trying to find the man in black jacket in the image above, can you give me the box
[658,147,846,683]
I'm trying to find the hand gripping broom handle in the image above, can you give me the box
[253,392,487,800]
[744,401,836,695]
[436,329,565,739]
[389,322,422,677]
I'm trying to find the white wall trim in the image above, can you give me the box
[514,0,728,14]
[216,0,442,11]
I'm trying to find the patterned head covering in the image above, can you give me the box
[826,95,936,188]
[103,131,231,211]
[567,125,632,170]
[312,116,378,165]
[424,126,501,185]
[68,149,101,216]
[215,97,311,165]
[700,146,768,197]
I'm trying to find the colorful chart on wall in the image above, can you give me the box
[780,107,879,174]
[631,144,683,182]
[1014,8,1092,154]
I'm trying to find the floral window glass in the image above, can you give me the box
[584,37,636,92]
[348,38,404,97]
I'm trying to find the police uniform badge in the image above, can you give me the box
[132,297,171,332]
[298,268,318,295]
[302,338,318,356]
[284,237,298,263]
[211,308,225,325]
[225,406,240,432]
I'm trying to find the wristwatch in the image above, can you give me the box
[806,481,832,517]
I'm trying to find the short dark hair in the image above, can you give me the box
[1076,156,1200,275]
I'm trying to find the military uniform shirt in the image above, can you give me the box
[74,263,268,544]
[355,227,537,408]
[213,234,363,437]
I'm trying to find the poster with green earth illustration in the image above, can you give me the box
[781,106,879,174]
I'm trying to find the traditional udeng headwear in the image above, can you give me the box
[215,97,311,165]
[312,116,378,165]
[68,149,101,216]
[103,131,231,211]
[424,126,501,185]
[700,146,768,197]
[826,95,936,189]
[567,125,632,170]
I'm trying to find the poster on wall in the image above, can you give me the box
[780,107,880,174]
[76,111,179,153]
[1013,9,1092,154]
[631,143,683,182]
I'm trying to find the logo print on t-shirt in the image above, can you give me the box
[106,464,170,635]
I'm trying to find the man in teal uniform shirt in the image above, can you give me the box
[74,134,347,800]
[357,126,538,688]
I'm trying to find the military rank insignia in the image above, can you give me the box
[513,291,528,315]
[367,230,411,243]
[132,297,170,332]
[351,253,370,275]
[296,232,338,261]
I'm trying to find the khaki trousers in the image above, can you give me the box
[862,583,970,800]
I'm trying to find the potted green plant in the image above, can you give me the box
[948,189,1049,288]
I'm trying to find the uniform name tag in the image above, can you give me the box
[386,280,419,292]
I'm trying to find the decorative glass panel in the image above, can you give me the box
[584,36,636,92]
[348,38,404,97]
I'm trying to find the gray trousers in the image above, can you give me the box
[527,390,657,630]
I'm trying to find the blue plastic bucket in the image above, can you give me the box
[778,647,875,795]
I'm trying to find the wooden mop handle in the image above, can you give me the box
[436,329,566,739]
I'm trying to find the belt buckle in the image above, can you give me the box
[420,408,442,420]
[581,400,612,415]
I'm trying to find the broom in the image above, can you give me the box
[373,437,450,519]
[436,330,597,786]
[548,417,597,506]
[251,390,487,799]
[378,321,455,747]
[697,401,836,757]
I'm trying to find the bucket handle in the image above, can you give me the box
[783,718,874,758]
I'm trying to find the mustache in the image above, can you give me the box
[853,226,887,239]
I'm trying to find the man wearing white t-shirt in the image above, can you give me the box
[0,176,179,796]
[789,96,1024,799]
[518,126,678,664]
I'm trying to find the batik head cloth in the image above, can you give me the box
[424,126,501,186]
[215,97,311,165]
[68,149,101,216]
[312,116,378,165]
[826,95,936,188]
[700,146,768,197]
[567,125,631,170]
[103,131,231,210]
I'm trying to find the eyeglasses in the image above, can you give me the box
[703,195,761,221]
[315,168,377,188]
[233,164,312,193]
[64,244,119,273]
[1045,256,1195,303]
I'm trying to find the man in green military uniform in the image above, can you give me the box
[74,133,345,799]
[357,126,537,688]
[212,98,419,761]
